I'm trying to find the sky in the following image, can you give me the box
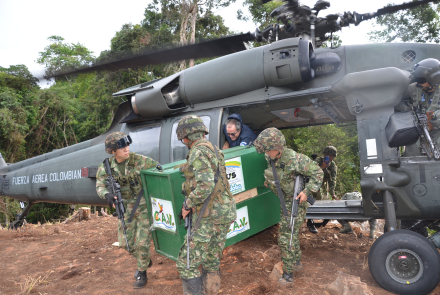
[0,0,391,87]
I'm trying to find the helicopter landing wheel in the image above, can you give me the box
[368,229,440,295]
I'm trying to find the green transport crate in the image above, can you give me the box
[140,145,281,261]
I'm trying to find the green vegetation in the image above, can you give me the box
[283,124,360,197]
[369,2,440,43]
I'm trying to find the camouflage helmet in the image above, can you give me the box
[253,127,286,153]
[413,58,440,86]
[176,115,209,140]
[323,146,337,157]
[105,131,131,154]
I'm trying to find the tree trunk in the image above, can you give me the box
[79,207,91,221]
[179,0,192,71]
[189,1,198,68]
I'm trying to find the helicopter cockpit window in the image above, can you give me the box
[171,116,211,162]
[128,124,161,161]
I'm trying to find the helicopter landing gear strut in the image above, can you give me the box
[9,202,33,230]
[383,190,397,232]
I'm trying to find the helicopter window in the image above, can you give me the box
[128,124,161,161]
[171,116,211,162]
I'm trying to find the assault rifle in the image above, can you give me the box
[289,175,303,251]
[183,198,192,269]
[412,107,440,160]
[288,176,316,251]
[103,158,130,251]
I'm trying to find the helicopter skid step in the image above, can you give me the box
[306,200,369,221]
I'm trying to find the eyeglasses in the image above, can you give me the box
[227,132,238,137]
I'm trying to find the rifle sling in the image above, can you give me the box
[270,159,289,217]
[192,146,221,235]
[127,188,143,224]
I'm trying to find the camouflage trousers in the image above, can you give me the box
[278,198,308,273]
[118,206,151,271]
[176,218,230,279]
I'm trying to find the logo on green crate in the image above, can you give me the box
[228,217,248,234]
[226,161,241,168]
[154,211,175,227]
[225,156,245,195]
[152,200,175,228]
[227,206,250,239]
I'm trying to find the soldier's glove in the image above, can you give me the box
[105,193,115,208]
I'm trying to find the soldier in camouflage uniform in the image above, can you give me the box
[96,131,158,289]
[308,146,338,233]
[395,59,440,156]
[312,146,338,201]
[175,115,236,295]
[253,128,323,284]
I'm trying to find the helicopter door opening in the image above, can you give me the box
[170,116,211,162]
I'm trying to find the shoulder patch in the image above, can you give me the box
[191,158,204,171]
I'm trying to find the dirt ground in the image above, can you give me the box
[1,216,439,295]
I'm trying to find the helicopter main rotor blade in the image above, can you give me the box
[52,33,255,78]
[376,0,439,17]
[354,0,439,25]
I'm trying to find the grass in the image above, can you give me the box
[19,271,53,294]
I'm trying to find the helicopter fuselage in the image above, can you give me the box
[1,40,440,220]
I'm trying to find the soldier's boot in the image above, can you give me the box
[369,219,377,240]
[307,219,318,234]
[182,276,204,295]
[133,270,147,289]
[202,268,220,295]
[278,271,294,284]
[134,261,153,279]
[339,220,353,234]
[292,261,304,276]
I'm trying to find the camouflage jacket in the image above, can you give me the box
[96,153,158,214]
[264,147,323,198]
[185,138,236,224]
[314,156,337,195]
[397,84,440,126]
[408,83,440,127]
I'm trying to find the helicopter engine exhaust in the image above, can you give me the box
[125,38,315,119]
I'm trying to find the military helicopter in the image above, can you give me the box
[2,0,440,293]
